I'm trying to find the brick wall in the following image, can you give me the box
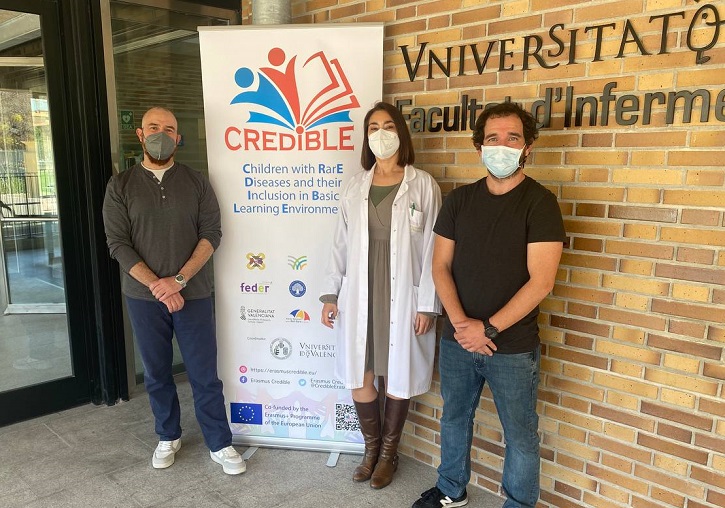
[243,1,725,506]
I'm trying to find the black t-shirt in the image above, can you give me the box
[434,176,566,353]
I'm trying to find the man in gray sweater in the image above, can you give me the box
[103,107,244,475]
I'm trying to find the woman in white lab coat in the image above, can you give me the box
[320,102,441,489]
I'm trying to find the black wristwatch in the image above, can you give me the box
[483,318,499,339]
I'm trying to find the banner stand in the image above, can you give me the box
[199,24,384,455]
[232,435,364,455]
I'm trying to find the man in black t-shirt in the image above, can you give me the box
[412,103,565,508]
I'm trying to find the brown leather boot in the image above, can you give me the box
[353,399,381,482]
[369,397,410,489]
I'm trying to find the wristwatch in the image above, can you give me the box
[174,273,187,288]
[483,318,499,340]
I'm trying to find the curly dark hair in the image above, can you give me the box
[360,102,415,170]
[471,102,539,149]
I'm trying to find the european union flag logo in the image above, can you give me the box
[230,402,263,424]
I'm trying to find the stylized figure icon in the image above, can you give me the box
[231,48,359,132]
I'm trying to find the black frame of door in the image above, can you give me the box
[1,0,128,427]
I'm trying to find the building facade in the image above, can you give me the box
[274,1,725,507]
[0,0,722,506]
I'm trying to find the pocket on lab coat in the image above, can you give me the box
[409,208,424,232]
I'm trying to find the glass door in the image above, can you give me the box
[0,9,72,393]
[0,0,95,426]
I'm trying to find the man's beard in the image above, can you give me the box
[146,151,174,166]
[489,157,526,181]
[142,143,176,166]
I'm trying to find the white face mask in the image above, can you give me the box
[482,145,525,179]
[368,129,400,160]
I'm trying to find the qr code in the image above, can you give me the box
[335,403,360,431]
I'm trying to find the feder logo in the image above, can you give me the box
[225,47,359,152]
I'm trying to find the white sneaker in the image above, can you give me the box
[152,438,181,469]
[210,446,246,475]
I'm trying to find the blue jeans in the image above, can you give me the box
[436,338,541,508]
[126,296,232,452]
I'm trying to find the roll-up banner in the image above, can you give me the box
[199,24,384,452]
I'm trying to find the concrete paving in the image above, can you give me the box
[0,376,505,507]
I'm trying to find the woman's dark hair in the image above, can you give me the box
[360,102,415,170]
[471,102,539,149]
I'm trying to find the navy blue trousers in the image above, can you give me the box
[126,296,231,452]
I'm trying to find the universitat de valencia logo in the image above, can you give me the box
[270,338,293,360]
[225,47,360,152]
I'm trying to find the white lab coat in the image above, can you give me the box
[321,164,442,398]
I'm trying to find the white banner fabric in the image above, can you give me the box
[199,24,383,452]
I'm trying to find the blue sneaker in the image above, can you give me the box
[412,486,468,507]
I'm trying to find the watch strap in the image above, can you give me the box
[484,318,499,339]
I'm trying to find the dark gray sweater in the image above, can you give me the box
[102,162,222,301]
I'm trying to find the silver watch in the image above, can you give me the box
[174,273,187,288]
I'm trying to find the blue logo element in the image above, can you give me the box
[299,379,307,387]
[230,402,263,424]
[289,280,306,297]
[239,376,248,384]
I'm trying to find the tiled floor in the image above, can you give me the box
[0,376,505,508]
[1,247,72,392]
[0,312,72,393]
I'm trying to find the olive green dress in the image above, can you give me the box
[366,183,400,376]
